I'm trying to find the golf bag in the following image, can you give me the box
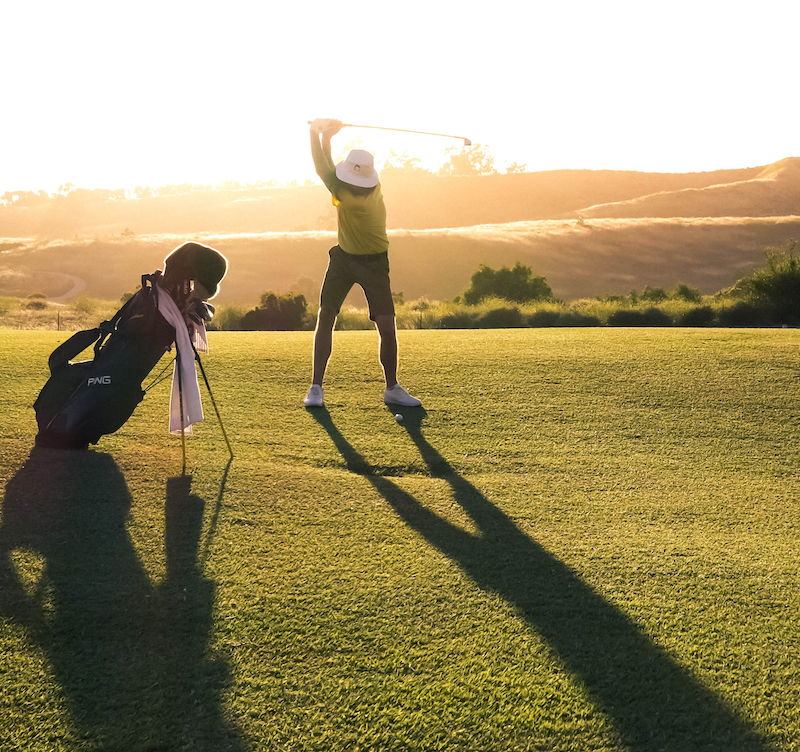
[34,272,177,449]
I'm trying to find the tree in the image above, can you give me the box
[380,149,431,177]
[463,262,553,305]
[439,144,495,177]
[0,190,50,206]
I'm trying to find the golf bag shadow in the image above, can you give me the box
[34,272,177,450]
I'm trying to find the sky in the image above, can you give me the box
[2,0,797,195]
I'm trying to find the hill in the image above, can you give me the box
[0,164,768,237]
[577,158,800,219]
[1,159,798,304]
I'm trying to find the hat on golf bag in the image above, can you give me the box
[163,242,228,299]
[335,149,379,188]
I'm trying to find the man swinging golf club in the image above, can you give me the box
[304,118,421,409]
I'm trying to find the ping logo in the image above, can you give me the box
[88,376,112,385]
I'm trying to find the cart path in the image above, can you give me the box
[48,274,87,303]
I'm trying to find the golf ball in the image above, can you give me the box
[395,413,403,422]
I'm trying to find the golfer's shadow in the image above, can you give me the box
[0,448,244,751]
[309,407,769,751]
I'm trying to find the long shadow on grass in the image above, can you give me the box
[308,407,770,751]
[0,448,245,751]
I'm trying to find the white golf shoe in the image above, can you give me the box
[384,384,422,407]
[304,384,324,407]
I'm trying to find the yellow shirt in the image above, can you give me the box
[312,142,389,255]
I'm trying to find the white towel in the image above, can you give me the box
[156,287,205,435]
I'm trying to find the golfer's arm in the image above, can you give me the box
[310,131,337,188]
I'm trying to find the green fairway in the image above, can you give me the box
[1,328,799,751]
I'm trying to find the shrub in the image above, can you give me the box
[242,291,310,331]
[408,297,431,311]
[598,294,632,304]
[395,299,443,330]
[463,262,553,305]
[607,310,641,326]
[71,296,102,315]
[24,299,48,310]
[735,241,800,324]
[210,305,247,331]
[641,286,668,303]
[642,308,673,326]
[334,309,373,330]
[439,311,480,329]
[0,296,20,314]
[477,306,526,328]
[530,309,601,327]
[678,306,716,327]
[528,310,561,327]
[673,283,702,303]
[717,302,772,327]
[608,308,672,327]
[556,311,601,327]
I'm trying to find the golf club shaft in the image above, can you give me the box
[309,121,471,146]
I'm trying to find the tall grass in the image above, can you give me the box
[0,296,120,331]
[0,292,789,334]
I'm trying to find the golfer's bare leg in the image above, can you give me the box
[312,307,337,385]
[374,314,398,388]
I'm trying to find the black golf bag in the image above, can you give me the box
[34,272,177,449]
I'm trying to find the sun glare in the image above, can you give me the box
[1,1,797,194]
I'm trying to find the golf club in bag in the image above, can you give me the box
[33,242,232,458]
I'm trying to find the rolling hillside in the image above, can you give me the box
[1,159,798,304]
[577,158,800,219]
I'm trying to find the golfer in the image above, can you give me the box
[304,118,421,409]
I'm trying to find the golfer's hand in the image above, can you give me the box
[310,118,343,137]
[322,119,343,138]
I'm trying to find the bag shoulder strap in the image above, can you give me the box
[92,271,163,356]
[48,328,103,373]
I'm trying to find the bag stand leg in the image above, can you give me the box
[191,342,234,460]
[177,350,187,475]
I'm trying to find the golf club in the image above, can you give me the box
[309,120,471,146]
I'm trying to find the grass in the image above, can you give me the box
[1,328,800,751]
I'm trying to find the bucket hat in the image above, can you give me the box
[335,149,379,188]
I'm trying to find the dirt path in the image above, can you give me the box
[48,274,87,303]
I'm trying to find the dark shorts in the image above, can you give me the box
[319,245,395,320]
